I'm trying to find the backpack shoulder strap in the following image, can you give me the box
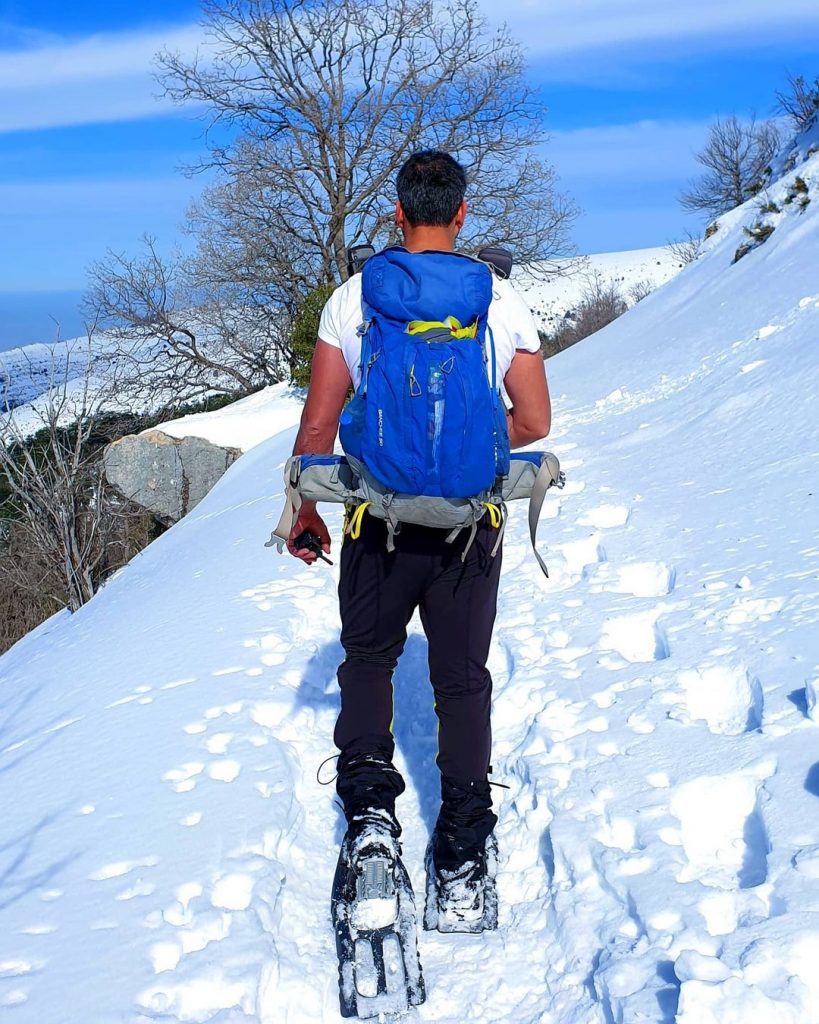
[486,322,498,393]
[355,294,375,382]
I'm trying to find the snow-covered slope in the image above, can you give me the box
[0,334,163,438]
[514,245,684,335]
[0,338,95,412]
[0,148,818,1024]
[154,384,305,454]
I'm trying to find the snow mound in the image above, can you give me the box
[0,145,818,1023]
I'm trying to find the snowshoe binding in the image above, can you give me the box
[331,809,425,1019]
[423,830,498,934]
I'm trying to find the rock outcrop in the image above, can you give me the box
[104,430,241,524]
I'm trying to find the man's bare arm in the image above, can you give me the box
[287,339,352,563]
[503,349,551,448]
[293,339,352,456]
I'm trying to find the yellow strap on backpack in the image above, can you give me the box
[483,502,502,528]
[349,501,372,540]
[406,316,478,340]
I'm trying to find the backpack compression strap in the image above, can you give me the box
[266,457,303,552]
[528,453,564,577]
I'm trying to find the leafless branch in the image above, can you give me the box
[679,115,780,219]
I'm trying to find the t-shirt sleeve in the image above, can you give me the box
[317,276,363,354]
[496,280,542,353]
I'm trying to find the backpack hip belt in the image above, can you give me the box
[268,451,564,576]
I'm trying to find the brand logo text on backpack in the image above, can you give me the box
[378,408,384,447]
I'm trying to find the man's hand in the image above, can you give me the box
[287,502,331,564]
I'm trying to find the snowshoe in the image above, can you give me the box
[331,809,425,1019]
[423,831,498,934]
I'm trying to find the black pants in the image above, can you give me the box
[334,513,503,783]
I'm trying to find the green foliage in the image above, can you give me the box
[290,284,336,388]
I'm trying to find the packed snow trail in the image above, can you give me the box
[1,144,819,1023]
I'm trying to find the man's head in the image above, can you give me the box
[395,151,467,250]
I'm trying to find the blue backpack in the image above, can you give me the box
[339,246,510,500]
[269,248,564,574]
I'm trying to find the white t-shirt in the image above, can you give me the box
[318,271,541,389]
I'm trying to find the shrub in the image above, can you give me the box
[629,279,654,303]
[0,524,66,653]
[541,273,627,356]
[733,221,775,263]
[668,232,703,265]
[775,74,819,131]
[289,284,336,388]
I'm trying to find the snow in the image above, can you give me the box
[0,143,818,1023]
[514,245,685,335]
[154,383,305,453]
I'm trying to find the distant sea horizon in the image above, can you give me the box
[0,290,87,353]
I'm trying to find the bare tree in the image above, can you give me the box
[86,236,288,406]
[0,333,136,612]
[680,115,780,219]
[541,271,627,357]
[157,0,577,296]
[667,230,703,266]
[775,73,819,132]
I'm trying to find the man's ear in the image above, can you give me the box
[395,200,406,231]
[453,200,468,232]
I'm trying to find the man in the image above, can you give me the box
[288,152,550,946]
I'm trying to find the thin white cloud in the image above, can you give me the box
[0,175,198,215]
[0,24,202,133]
[548,120,708,184]
[0,25,200,88]
[544,120,708,251]
[483,0,819,58]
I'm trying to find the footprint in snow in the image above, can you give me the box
[162,762,205,793]
[757,324,781,339]
[558,534,607,575]
[669,762,775,893]
[668,663,763,736]
[578,504,631,529]
[206,760,241,783]
[600,609,670,663]
[0,961,37,979]
[0,990,28,1007]
[587,561,676,598]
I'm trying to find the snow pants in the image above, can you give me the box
[334,512,503,784]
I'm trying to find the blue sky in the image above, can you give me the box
[1,0,818,350]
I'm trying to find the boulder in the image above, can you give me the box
[104,429,241,524]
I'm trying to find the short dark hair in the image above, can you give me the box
[396,151,467,227]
